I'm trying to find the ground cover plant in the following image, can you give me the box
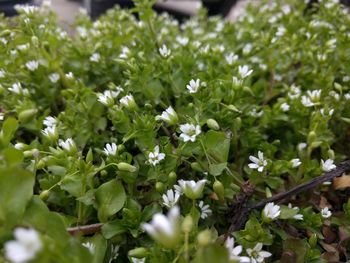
[0,0,350,262]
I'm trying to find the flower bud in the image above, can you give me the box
[168,171,177,184]
[327,149,335,160]
[227,105,241,113]
[86,148,93,163]
[128,247,148,258]
[308,233,317,247]
[36,159,46,170]
[191,162,203,172]
[197,229,211,247]
[265,187,272,198]
[206,118,220,130]
[31,36,39,47]
[117,162,137,172]
[310,141,322,149]
[100,170,108,177]
[39,190,50,200]
[156,182,165,193]
[182,215,193,233]
[307,131,317,144]
[18,109,37,123]
[178,179,207,200]
[213,181,225,200]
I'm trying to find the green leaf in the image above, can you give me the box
[283,238,308,263]
[279,205,299,220]
[0,167,34,227]
[95,179,126,222]
[91,234,107,263]
[3,147,24,166]
[101,219,127,239]
[193,244,229,263]
[209,162,227,176]
[0,117,18,147]
[204,131,230,163]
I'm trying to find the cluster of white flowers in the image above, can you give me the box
[248,151,267,172]
[119,46,130,59]
[5,228,42,263]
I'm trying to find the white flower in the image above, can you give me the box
[243,43,253,55]
[142,206,181,248]
[321,159,336,172]
[301,96,314,107]
[179,123,201,142]
[97,90,119,106]
[119,46,130,59]
[173,184,183,195]
[103,143,117,156]
[198,201,212,219]
[25,60,39,71]
[276,26,286,37]
[290,158,301,168]
[238,65,253,79]
[43,116,57,128]
[131,257,145,263]
[162,189,180,208]
[119,94,136,110]
[155,106,178,125]
[176,36,189,46]
[288,203,304,220]
[148,146,166,166]
[288,84,301,100]
[225,53,239,65]
[344,93,350,100]
[5,228,42,263]
[248,151,267,172]
[263,202,281,221]
[17,44,30,51]
[0,112,4,121]
[14,4,38,14]
[301,90,322,107]
[249,108,264,118]
[82,242,95,254]
[159,44,171,58]
[178,179,207,200]
[58,138,76,153]
[65,72,74,79]
[232,76,242,86]
[321,207,332,218]
[8,82,29,95]
[280,102,290,112]
[246,243,272,263]
[108,245,119,263]
[14,143,26,150]
[298,142,307,151]
[90,53,100,62]
[320,108,334,117]
[0,69,5,78]
[225,237,250,263]
[48,73,60,83]
[186,79,201,94]
[41,126,58,140]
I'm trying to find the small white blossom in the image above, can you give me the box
[5,228,42,263]
[298,142,307,151]
[173,184,183,195]
[225,53,239,65]
[238,65,253,79]
[225,237,250,263]
[176,36,189,46]
[276,26,286,37]
[159,44,171,58]
[119,46,130,59]
[41,126,57,140]
[249,108,264,118]
[131,257,145,263]
[25,60,39,71]
[344,93,350,100]
[263,202,281,220]
[142,206,180,248]
[321,159,336,172]
[198,201,212,219]
[246,243,272,263]
[0,69,5,78]
[119,94,136,109]
[48,73,60,83]
[65,72,74,79]
[103,143,117,156]
[178,179,207,200]
[14,4,38,14]
[301,90,322,107]
[0,112,4,121]
[280,102,290,112]
[97,90,120,106]
[320,108,334,117]
[343,76,350,82]
[321,207,332,218]
[90,53,100,62]
[232,76,242,86]
[186,79,201,94]
[155,106,178,125]
[162,189,180,208]
[17,44,30,51]
[82,242,95,254]
[248,151,267,172]
[288,84,301,100]
[179,123,201,142]
[43,116,57,128]
[288,204,304,220]
[14,143,26,150]
[290,158,301,168]
[148,146,165,166]
[8,82,29,95]
[242,43,253,55]
[58,138,76,153]
[108,245,119,263]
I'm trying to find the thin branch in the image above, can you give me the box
[67,223,103,236]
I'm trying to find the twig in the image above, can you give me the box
[67,223,103,236]
[227,160,350,234]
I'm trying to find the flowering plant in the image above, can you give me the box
[0,0,350,262]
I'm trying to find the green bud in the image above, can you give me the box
[334,82,342,92]
[227,105,241,113]
[310,141,322,149]
[182,215,193,233]
[234,117,242,129]
[168,171,177,184]
[18,109,37,123]
[206,118,220,130]
[39,190,50,200]
[327,149,335,160]
[31,36,39,47]
[128,247,148,258]
[100,170,108,177]
[36,159,46,170]
[86,148,93,163]
[309,233,317,247]
[265,187,272,198]
[191,162,203,172]
[0,29,11,37]
[307,131,317,144]
[213,181,225,200]
[145,103,152,110]
[156,182,165,193]
[197,229,212,247]
[117,162,137,173]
